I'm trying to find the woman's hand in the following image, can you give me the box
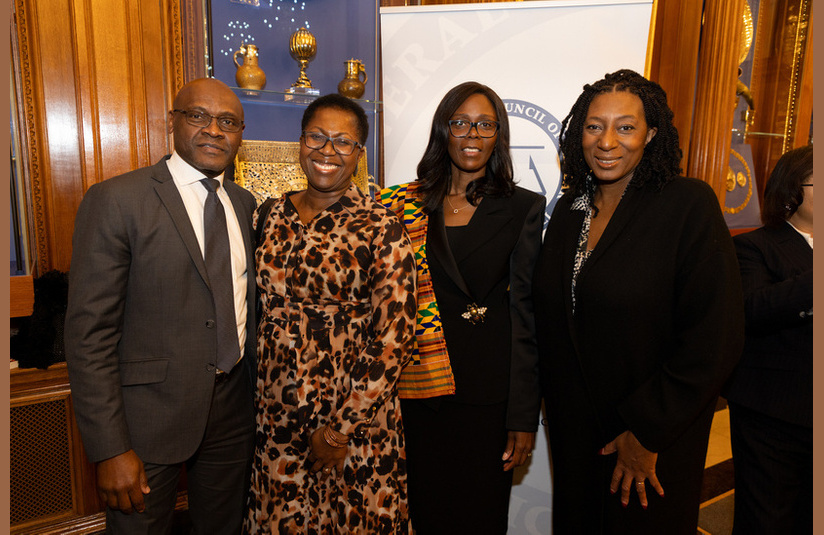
[502,431,536,471]
[601,430,665,509]
[308,426,348,480]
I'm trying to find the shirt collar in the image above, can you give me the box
[167,151,225,187]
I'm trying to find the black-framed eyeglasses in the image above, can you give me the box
[801,183,813,187]
[448,119,499,138]
[301,131,363,156]
[173,109,244,133]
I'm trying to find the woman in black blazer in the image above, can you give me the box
[381,81,545,534]
[724,145,813,534]
[533,70,744,534]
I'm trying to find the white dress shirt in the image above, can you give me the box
[166,151,248,358]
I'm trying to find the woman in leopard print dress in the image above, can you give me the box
[244,94,416,534]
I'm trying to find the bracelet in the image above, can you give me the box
[323,425,350,449]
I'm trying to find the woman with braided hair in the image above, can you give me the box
[533,69,745,533]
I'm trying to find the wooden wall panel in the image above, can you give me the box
[13,0,184,274]
[647,0,703,169]
[686,0,743,201]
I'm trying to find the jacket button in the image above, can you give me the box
[206,363,216,372]
[206,320,216,328]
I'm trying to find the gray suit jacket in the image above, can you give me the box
[65,156,257,465]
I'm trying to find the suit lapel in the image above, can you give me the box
[151,159,211,288]
[557,200,584,342]
[453,196,512,263]
[580,183,647,276]
[428,207,474,300]
[773,222,813,269]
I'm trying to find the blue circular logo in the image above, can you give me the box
[504,99,563,223]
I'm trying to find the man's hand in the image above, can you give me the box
[96,449,151,513]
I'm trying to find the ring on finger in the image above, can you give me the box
[636,480,645,487]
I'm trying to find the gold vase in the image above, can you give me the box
[337,59,368,99]
[233,44,266,90]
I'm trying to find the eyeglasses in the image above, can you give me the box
[802,184,813,187]
[173,109,244,133]
[301,131,363,156]
[448,119,499,138]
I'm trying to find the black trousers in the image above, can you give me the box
[106,365,255,535]
[729,402,812,535]
[401,398,512,535]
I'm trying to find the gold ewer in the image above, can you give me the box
[233,44,266,91]
[337,59,368,99]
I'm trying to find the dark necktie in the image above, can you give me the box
[201,178,241,373]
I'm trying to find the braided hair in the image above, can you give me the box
[558,69,682,204]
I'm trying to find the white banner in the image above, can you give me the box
[381,0,653,221]
[380,1,653,533]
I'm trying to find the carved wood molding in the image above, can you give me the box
[12,0,187,273]
[686,0,744,202]
[792,4,812,150]
[783,0,811,151]
[14,0,50,274]
[179,0,208,83]
[747,0,812,199]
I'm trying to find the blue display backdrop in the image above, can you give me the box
[723,0,761,229]
[208,0,380,180]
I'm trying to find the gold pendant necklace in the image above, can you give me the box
[445,194,470,214]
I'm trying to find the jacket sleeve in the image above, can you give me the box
[615,185,745,452]
[331,213,418,438]
[506,194,546,431]
[64,182,133,463]
[734,230,813,332]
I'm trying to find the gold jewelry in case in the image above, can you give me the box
[233,140,373,205]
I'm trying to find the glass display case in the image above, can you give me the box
[208,0,383,189]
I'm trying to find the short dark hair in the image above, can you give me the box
[761,145,813,227]
[559,69,682,207]
[301,93,369,144]
[415,81,515,213]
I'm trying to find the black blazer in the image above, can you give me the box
[724,222,813,427]
[427,186,545,431]
[65,156,257,464]
[534,177,745,531]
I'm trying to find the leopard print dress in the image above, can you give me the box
[245,184,416,534]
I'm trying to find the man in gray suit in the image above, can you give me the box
[65,78,257,534]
